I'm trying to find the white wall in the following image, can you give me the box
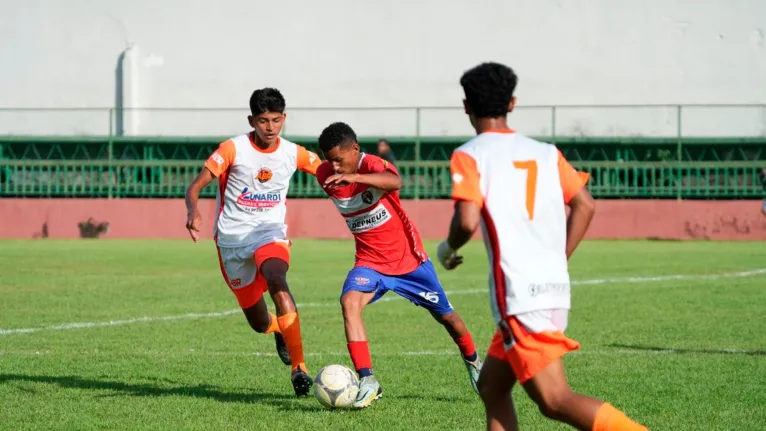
[1,0,765,137]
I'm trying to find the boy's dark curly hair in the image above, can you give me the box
[318,122,358,152]
[460,62,518,118]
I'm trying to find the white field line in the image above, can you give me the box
[0,348,760,357]
[1,268,765,337]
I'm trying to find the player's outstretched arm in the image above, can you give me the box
[352,172,401,191]
[438,200,480,270]
[324,172,402,192]
[184,168,215,243]
[565,187,596,259]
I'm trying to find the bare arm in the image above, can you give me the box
[565,187,596,259]
[447,200,481,250]
[435,200,482,270]
[185,167,215,242]
[352,172,401,192]
[324,172,402,192]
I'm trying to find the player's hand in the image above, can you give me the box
[437,241,463,270]
[186,209,202,243]
[324,173,358,189]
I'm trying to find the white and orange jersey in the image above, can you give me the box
[450,129,589,320]
[204,132,321,248]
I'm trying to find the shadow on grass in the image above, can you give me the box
[608,344,766,356]
[0,374,467,411]
[0,374,470,414]
[0,373,320,411]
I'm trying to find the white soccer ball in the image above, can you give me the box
[313,364,359,409]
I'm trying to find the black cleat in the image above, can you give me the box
[291,368,313,398]
[274,332,291,365]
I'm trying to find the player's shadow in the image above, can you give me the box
[0,373,323,410]
[608,343,766,356]
[396,394,468,403]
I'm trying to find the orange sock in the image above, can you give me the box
[593,403,648,431]
[264,313,280,334]
[276,312,306,372]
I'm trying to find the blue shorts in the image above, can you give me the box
[341,259,454,316]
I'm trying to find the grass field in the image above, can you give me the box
[1,239,765,430]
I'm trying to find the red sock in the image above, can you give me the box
[347,341,373,377]
[453,333,477,360]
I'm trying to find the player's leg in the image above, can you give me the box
[523,360,648,430]
[256,241,312,397]
[391,259,482,392]
[479,332,520,431]
[339,266,386,408]
[241,295,290,366]
[217,245,288,364]
[505,310,647,430]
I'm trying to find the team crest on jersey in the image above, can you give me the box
[256,167,273,183]
[361,190,373,205]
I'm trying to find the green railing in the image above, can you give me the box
[2,104,766,162]
[1,105,764,199]
[1,159,763,200]
[1,135,765,163]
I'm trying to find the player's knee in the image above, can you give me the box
[264,271,288,293]
[340,295,363,319]
[535,387,574,420]
[477,372,512,402]
[477,375,500,402]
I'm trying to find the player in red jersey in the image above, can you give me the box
[315,122,483,408]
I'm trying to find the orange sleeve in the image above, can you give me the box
[450,151,483,208]
[557,150,590,204]
[297,145,322,176]
[204,140,236,177]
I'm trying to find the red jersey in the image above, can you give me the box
[316,154,427,275]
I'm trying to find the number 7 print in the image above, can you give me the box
[513,160,537,220]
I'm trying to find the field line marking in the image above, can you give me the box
[0,348,760,357]
[2,268,764,336]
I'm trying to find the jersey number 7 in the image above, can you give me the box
[513,160,537,221]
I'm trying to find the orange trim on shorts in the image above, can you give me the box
[487,316,581,384]
[215,240,291,310]
[216,246,266,309]
[254,241,291,268]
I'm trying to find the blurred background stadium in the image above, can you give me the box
[1,0,764,209]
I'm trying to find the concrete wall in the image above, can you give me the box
[1,199,765,241]
[1,0,765,137]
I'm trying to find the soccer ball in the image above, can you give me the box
[313,364,359,409]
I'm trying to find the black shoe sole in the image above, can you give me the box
[274,333,291,366]
[292,371,313,397]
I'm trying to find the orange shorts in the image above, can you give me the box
[487,309,580,384]
[216,240,291,309]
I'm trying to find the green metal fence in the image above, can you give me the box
[1,135,765,163]
[1,159,763,199]
[1,103,764,199]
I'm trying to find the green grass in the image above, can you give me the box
[0,239,765,430]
